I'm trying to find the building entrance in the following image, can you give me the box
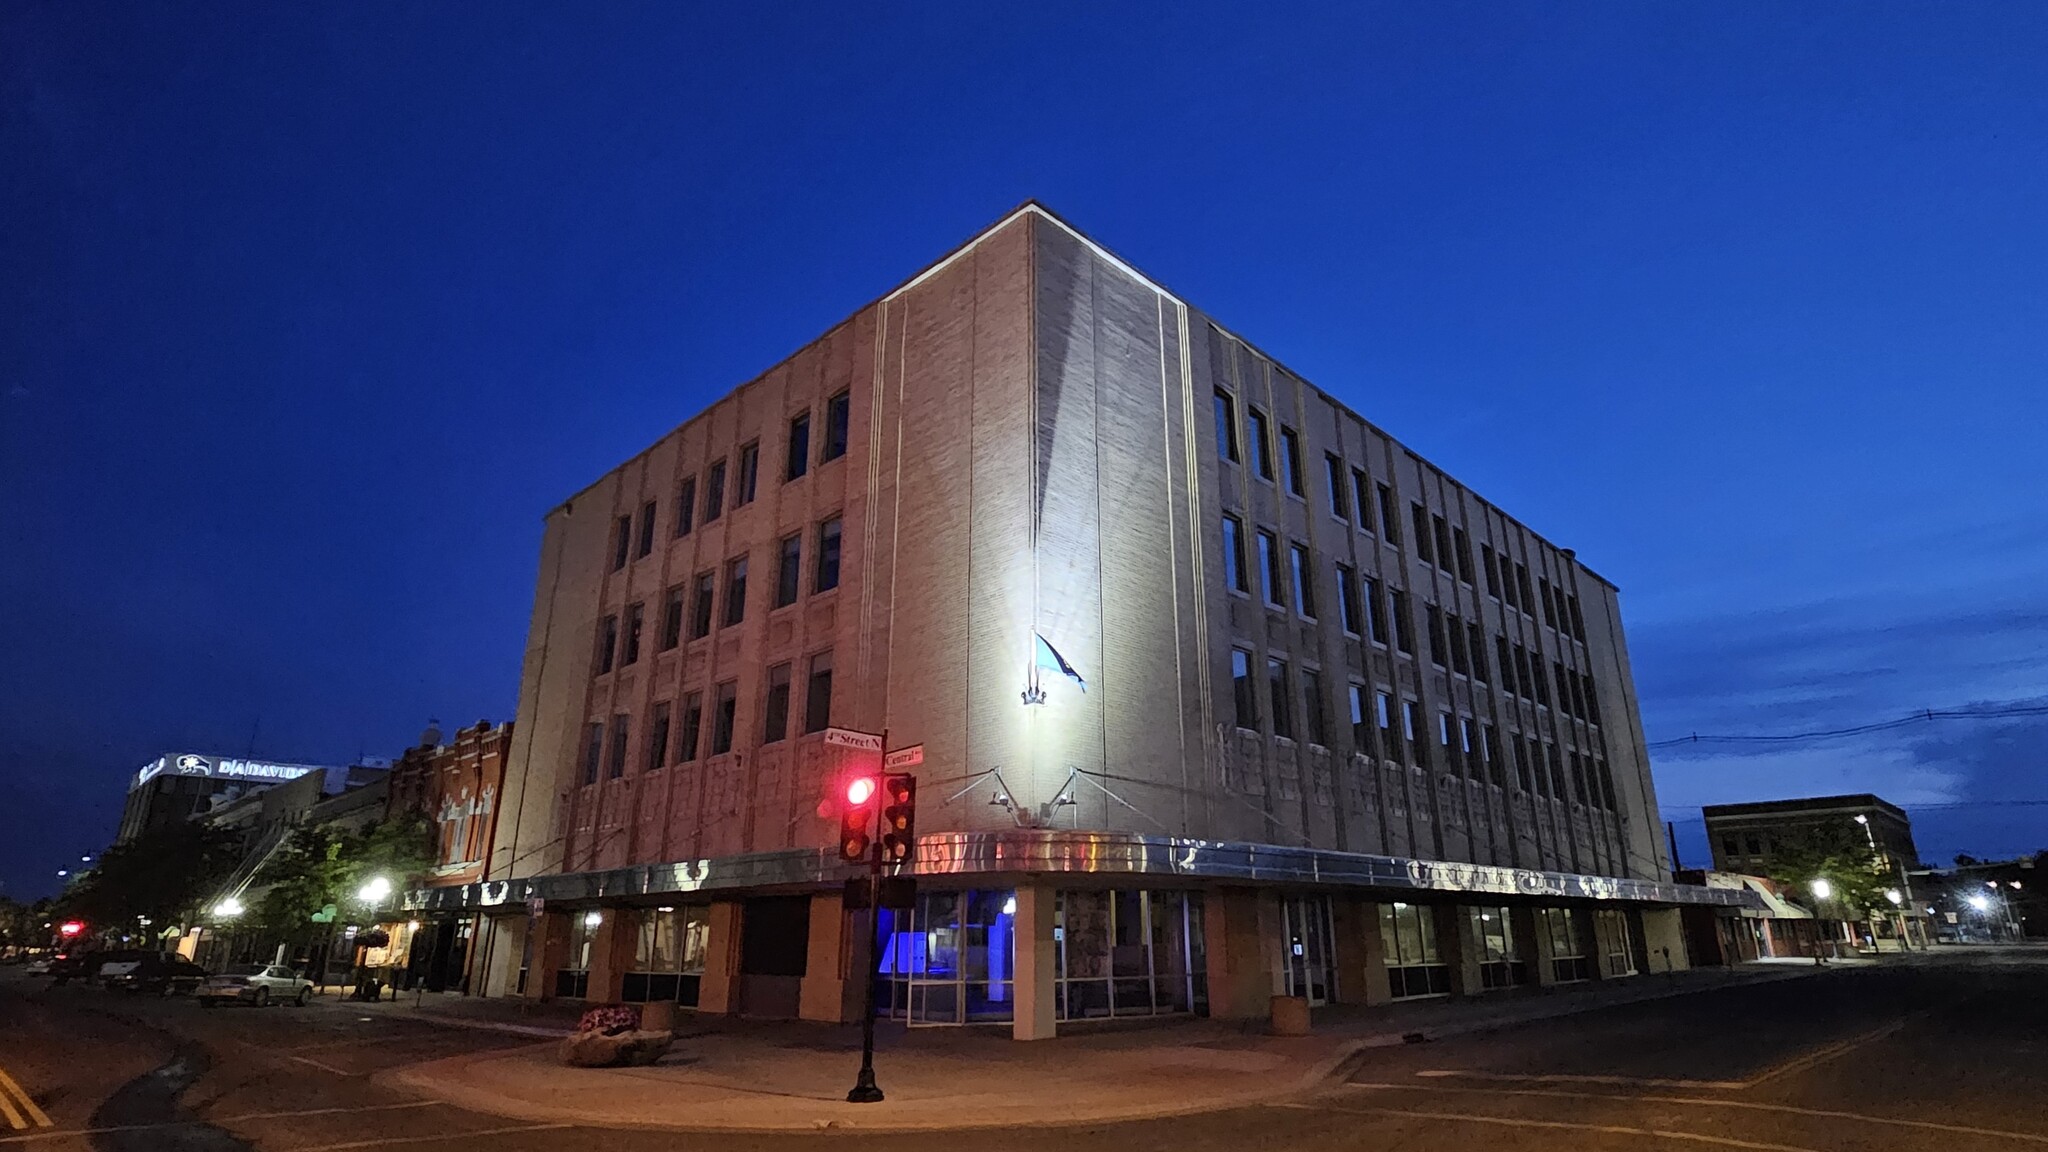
[1282,895,1334,1005]
[738,895,810,1018]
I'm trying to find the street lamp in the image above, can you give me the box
[1811,878,1833,900]
[1885,889,1902,906]
[356,875,393,906]
[214,897,244,918]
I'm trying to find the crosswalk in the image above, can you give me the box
[0,1065,51,1131]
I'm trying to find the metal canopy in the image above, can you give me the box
[404,829,1761,913]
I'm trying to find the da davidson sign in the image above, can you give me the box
[134,753,326,789]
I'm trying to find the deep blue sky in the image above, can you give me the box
[5,4,2045,898]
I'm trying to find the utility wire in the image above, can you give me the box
[1648,703,2048,750]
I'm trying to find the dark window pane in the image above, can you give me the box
[724,556,748,626]
[824,391,851,460]
[711,682,737,755]
[704,460,726,522]
[775,535,801,607]
[675,478,696,537]
[815,517,842,591]
[763,664,791,744]
[804,652,833,733]
[1213,390,1239,462]
[786,413,811,481]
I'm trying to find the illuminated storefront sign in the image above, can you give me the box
[133,752,324,788]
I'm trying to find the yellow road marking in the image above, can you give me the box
[1741,1017,1910,1086]
[1349,1081,2048,1145]
[0,1066,51,1130]
[291,1123,573,1151]
[1414,1068,1748,1090]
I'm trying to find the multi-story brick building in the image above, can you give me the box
[384,721,513,991]
[415,202,1745,1035]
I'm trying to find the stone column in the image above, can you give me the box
[1639,908,1690,972]
[1439,904,1480,997]
[1011,884,1057,1040]
[695,900,744,1015]
[1329,897,1370,1005]
[1202,887,1274,1019]
[530,910,570,1002]
[1358,901,1392,1005]
[474,915,524,998]
[799,891,854,1023]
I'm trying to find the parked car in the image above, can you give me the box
[23,955,55,976]
[50,949,148,986]
[197,963,314,1008]
[100,953,211,996]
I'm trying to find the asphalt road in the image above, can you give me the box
[3,947,2045,1151]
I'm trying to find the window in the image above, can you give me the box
[1746,835,1763,856]
[1433,516,1454,574]
[1349,684,1371,753]
[677,693,703,761]
[1289,544,1315,618]
[1496,636,1515,695]
[1472,906,1525,989]
[624,906,711,1006]
[1404,700,1426,767]
[622,602,644,666]
[1438,712,1457,772]
[660,585,683,650]
[1540,577,1558,628]
[1248,407,1273,480]
[1257,530,1285,607]
[1482,543,1501,598]
[1514,644,1534,701]
[1351,468,1374,532]
[1452,526,1474,584]
[1533,655,1551,707]
[1380,903,1450,998]
[1516,564,1536,616]
[1411,504,1433,563]
[1501,554,1519,608]
[775,534,801,607]
[582,722,604,785]
[1376,691,1398,761]
[1513,737,1533,793]
[823,390,851,461]
[690,571,714,639]
[762,663,791,744]
[723,555,748,626]
[1425,605,1448,669]
[1721,834,1740,859]
[637,502,657,558]
[1480,722,1502,786]
[596,615,619,674]
[608,715,630,779]
[1214,390,1240,462]
[1279,427,1304,496]
[704,460,726,522]
[1231,650,1257,730]
[710,681,737,755]
[1525,736,1545,796]
[647,703,671,772]
[1542,908,1591,983]
[1365,576,1388,644]
[1336,564,1360,636]
[1548,743,1567,798]
[675,477,696,537]
[803,515,840,592]
[1222,516,1248,593]
[1391,589,1414,655]
[804,651,833,733]
[611,515,631,571]
[1302,668,1326,746]
[786,412,811,481]
[1267,658,1293,740]
[1447,614,1469,676]
[1569,595,1587,641]
[1378,484,1400,544]
[1326,454,1349,518]
[735,442,759,506]
[1468,622,1488,683]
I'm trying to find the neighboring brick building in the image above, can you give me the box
[385,721,513,992]
[412,202,1747,1033]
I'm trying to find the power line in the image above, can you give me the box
[1648,703,2048,750]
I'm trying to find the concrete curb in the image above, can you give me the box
[374,965,1834,1134]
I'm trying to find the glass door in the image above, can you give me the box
[1283,895,1334,1006]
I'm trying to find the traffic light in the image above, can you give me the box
[880,773,917,866]
[839,774,877,862]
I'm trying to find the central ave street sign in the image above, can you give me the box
[883,744,924,770]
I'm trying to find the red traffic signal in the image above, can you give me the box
[58,920,84,937]
[839,774,878,863]
[880,773,917,866]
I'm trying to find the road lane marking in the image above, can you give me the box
[290,1122,573,1151]
[287,1055,361,1076]
[0,1066,51,1130]
[0,1102,454,1146]
[1741,1017,1910,1086]
[1350,1082,2048,1145]
[1288,1103,1824,1152]
[1414,1069,1750,1090]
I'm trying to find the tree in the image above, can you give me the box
[1765,819,1892,917]
[248,813,435,941]
[56,822,242,934]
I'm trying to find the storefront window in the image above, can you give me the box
[878,888,1015,1025]
[1470,905,1526,990]
[1541,907,1591,982]
[1055,890,1206,1020]
[623,906,711,1006]
[556,911,600,999]
[1594,908,1638,977]
[1380,902,1450,998]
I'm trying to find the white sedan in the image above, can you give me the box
[197,963,315,1007]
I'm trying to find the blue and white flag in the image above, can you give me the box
[1034,633,1086,693]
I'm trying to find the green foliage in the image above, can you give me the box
[0,897,52,948]
[1764,819,1894,916]
[56,822,242,931]
[249,812,436,939]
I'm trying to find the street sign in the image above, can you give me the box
[883,744,924,770]
[824,727,884,753]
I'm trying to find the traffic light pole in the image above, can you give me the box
[847,728,886,1104]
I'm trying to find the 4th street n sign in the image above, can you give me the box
[823,727,884,753]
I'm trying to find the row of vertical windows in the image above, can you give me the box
[1423,604,1491,684]
[1410,504,1476,585]
[597,516,843,674]
[607,391,852,569]
[1213,389,1306,496]
[581,652,836,785]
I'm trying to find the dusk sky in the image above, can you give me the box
[4,4,2044,899]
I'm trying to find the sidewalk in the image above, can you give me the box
[377,961,1822,1133]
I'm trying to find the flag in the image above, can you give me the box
[1034,634,1086,693]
